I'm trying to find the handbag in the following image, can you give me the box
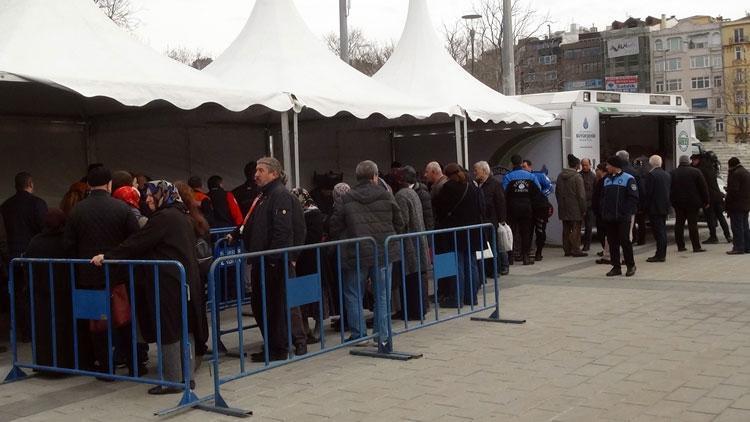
[195,237,213,275]
[89,283,132,333]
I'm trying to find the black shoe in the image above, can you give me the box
[646,256,665,263]
[597,251,604,257]
[727,250,745,255]
[677,247,688,252]
[295,344,307,356]
[596,258,611,265]
[625,266,636,277]
[250,351,287,362]
[500,269,510,276]
[704,238,719,245]
[523,255,534,265]
[693,248,707,253]
[606,267,622,277]
[570,252,588,257]
[534,254,543,262]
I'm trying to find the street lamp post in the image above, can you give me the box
[462,14,482,76]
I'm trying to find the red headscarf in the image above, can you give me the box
[112,186,141,209]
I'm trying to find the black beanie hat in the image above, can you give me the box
[87,167,112,187]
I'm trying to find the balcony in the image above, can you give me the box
[729,36,749,44]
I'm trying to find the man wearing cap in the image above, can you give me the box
[600,156,639,277]
[236,157,307,361]
[670,155,709,253]
[64,166,139,373]
[555,154,587,257]
[725,157,750,254]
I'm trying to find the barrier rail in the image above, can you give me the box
[198,237,380,417]
[3,258,200,416]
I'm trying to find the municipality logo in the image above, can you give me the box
[583,118,589,130]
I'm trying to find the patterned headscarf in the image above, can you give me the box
[145,180,183,210]
[332,183,351,206]
[291,187,318,210]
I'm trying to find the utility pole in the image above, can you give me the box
[339,0,349,63]
[501,0,516,95]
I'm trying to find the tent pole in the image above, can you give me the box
[454,116,463,165]
[293,111,300,188]
[463,115,470,169]
[268,134,275,158]
[281,112,292,189]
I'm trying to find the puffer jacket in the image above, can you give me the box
[329,181,406,269]
[600,171,639,222]
[555,168,586,221]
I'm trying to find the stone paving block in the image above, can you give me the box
[678,410,720,421]
[730,393,750,410]
[687,396,733,414]
[665,386,708,403]
[714,408,750,422]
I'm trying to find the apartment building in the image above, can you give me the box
[723,16,750,143]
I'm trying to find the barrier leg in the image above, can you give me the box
[4,267,29,383]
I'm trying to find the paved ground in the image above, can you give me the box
[2,228,750,421]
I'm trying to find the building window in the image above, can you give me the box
[654,60,665,72]
[737,46,745,61]
[545,71,557,80]
[737,91,747,105]
[690,56,710,69]
[716,97,722,109]
[714,75,722,88]
[691,77,711,89]
[688,36,707,49]
[737,69,747,83]
[665,58,681,71]
[538,55,557,65]
[524,72,536,82]
[692,98,708,109]
[716,119,724,133]
[655,80,665,93]
[668,37,683,51]
[735,28,746,43]
[654,39,663,51]
[667,79,682,91]
[712,55,722,68]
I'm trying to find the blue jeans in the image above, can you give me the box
[729,211,750,253]
[343,265,390,341]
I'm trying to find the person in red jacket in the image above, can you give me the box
[206,175,243,228]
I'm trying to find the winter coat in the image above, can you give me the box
[240,179,306,261]
[413,182,435,230]
[63,190,139,289]
[580,170,596,208]
[395,187,431,275]
[670,164,709,210]
[433,180,483,253]
[232,180,260,217]
[600,171,639,222]
[643,167,672,216]
[555,168,586,221]
[106,205,207,348]
[479,176,506,225]
[726,165,750,213]
[207,188,243,228]
[592,177,605,218]
[503,167,542,218]
[697,163,724,203]
[1,190,48,258]
[329,181,406,269]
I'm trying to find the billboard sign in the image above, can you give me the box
[605,75,639,93]
[571,106,600,162]
[564,79,604,91]
[607,37,640,58]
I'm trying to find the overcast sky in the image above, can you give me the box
[127,0,747,58]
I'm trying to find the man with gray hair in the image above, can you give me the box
[670,155,709,253]
[473,160,509,275]
[643,155,671,262]
[424,162,448,199]
[330,160,405,346]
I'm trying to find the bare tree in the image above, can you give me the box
[165,46,214,70]
[724,81,750,143]
[325,28,394,76]
[93,0,138,30]
[443,22,470,66]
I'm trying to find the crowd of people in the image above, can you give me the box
[0,149,749,393]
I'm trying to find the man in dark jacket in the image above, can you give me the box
[403,165,434,230]
[601,156,639,277]
[521,159,553,261]
[232,161,259,217]
[236,157,307,361]
[207,175,243,228]
[555,154,587,257]
[692,154,731,244]
[330,160,405,347]
[64,167,139,372]
[504,155,542,265]
[580,158,597,251]
[474,161,508,275]
[670,155,709,253]
[725,157,750,254]
[643,155,671,262]
[1,172,48,341]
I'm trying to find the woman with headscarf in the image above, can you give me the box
[24,209,75,370]
[90,181,206,395]
[291,188,331,343]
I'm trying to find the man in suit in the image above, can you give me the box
[643,155,671,262]
[670,155,709,253]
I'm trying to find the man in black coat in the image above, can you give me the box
[236,157,307,361]
[692,154,732,244]
[474,161,508,275]
[670,155,709,253]
[64,167,139,373]
[232,161,259,217]
[643,155,671,262]
[726,157,750,254]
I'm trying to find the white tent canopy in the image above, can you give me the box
[0,0,291,113]
[204,0,451,120]
[374,0,555,126]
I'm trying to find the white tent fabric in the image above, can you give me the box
[0,0,291,112]
[374,0,555,126]
[204,0,451,120]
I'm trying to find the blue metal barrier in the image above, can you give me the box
[3,258,201,416]
[198,237,379,417]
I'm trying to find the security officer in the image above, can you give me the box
[503,155,542,265]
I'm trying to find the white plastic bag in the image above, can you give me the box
[498,223,513,252]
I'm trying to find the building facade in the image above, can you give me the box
[723,16,750,143]
[560,29,605,91]
[516,36,563,94]
[651,16,725,142]
[601,17,673,93]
